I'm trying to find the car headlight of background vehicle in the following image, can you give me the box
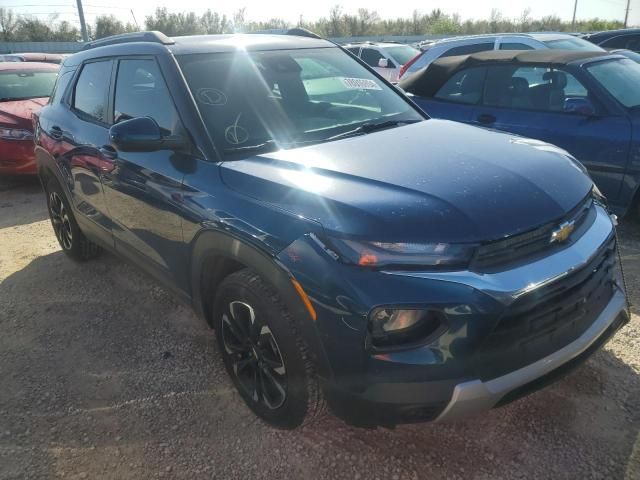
[327,237,477,269]
[0,128,33,140]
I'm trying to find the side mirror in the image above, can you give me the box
[109,117,186,152]
[563,97,596,116]
[378,57,389,68]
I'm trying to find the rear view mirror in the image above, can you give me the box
[110,117,186,152]
[378,58,389,68]
[563,97,596,116]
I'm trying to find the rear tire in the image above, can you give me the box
[213,269,326,429]
[45,178,100,261]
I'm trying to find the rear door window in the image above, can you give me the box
[434,67,486,104]
[441,43,495,58]
[72,61,112,123]
[499,42,534,50]
[360,48,383,67]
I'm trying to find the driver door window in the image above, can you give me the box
[113,59,182,135]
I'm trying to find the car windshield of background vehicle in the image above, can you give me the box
[178,48,423,159]
[383,45,420,65]
[543,37,603,51]
[0,71,57,101]
[587,58,640,109]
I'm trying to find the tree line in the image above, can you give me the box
[0,6,626,42]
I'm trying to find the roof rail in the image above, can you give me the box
[81,31,174,51]
[251,27,323,39]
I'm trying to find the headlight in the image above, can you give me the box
[369,308,446,349]
[327,237,476,269]
[0,128,32,140]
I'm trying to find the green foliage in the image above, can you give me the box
[0,6,629,43]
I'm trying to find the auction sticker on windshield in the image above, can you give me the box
[341,77,382,90]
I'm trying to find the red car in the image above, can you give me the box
[0,53,65,64]
[0,62,58,175]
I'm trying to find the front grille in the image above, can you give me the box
[473,235,617,380]
[471,197,594,272]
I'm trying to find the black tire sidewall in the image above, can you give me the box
[45,178,89,261]
[213,272,310,429]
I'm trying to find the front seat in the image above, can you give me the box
[543,71,567,111]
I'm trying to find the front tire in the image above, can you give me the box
[213,269,325,429]
[45,178,99,261]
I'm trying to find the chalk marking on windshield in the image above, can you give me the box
[225,113,249,145]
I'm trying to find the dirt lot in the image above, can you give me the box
[0,176,638,480]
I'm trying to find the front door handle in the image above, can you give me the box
[99,145,118,160]
[477,114,496,125]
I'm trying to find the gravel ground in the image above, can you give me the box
[0,176,638,480]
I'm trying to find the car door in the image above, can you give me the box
[470,64,631,205]
[410,67,485,123]
[58,59,115,246]
[100,56,192,292]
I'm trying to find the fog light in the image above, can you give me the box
[369,308,445,349]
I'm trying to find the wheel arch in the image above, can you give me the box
[189,229,333,380]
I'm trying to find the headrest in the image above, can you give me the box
[543,71,567,89]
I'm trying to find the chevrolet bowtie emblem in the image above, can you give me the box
[550,220,575,244]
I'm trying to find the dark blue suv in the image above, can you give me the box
[34,31,628,429]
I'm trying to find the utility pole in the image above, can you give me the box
[76,0,89,42]
[572,0,579,29]
[624,0,631,28]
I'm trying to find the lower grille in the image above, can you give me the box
[473,235,617,380]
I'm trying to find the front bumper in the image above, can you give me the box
[0,139,37,175]
[280,204,627,425]
[436,287,627,421]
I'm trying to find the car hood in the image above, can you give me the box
[0,97,47,129]
[220,119,593,244]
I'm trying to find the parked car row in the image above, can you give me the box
[26,30,628,429]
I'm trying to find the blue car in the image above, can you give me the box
[34,32,627,429]
[400,50,640,218]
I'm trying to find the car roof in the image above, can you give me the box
[399,49,615,98]
[343,42,410,48]
[66,32,335,66]
[0,61,59,72]
[584,28,640,41]
[426,32,577,46]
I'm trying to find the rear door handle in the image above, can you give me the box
[50,125,63,140]
[477,114,496,125]
[99,145,118,160]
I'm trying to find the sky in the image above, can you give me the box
[2,0,638,29]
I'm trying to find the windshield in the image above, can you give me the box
[177,47,422,159]
[543,37,604,51]
[383,45,420,65]
[0,70,58,101]
[587,58,640,109]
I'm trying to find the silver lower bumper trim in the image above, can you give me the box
[435,287,627,422]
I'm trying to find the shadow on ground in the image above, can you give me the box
[0,176,48,228]
[0,245,638,478]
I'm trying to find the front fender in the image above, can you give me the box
[189,229,334,381]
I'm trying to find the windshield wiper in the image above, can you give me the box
[327,119,421,141]
[223,140,279,156]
